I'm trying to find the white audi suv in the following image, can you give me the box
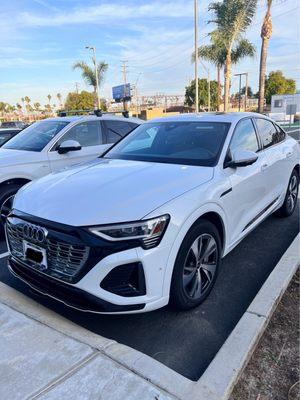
[4,113,299,313]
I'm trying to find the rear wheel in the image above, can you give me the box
[275,170,299,218]
[169,220,221,310]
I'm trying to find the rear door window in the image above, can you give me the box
[104,120,138,143]
[255,118,284,148]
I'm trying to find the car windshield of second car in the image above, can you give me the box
[104,121,230,167]
[3,120,69,152]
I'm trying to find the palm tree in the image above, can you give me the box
[258,0,273,113]
[24,96,31,113]
[57,93,62,109]
[193,35,226,111]
[34,102,41,112]
[21,97,25,112]
[73,60,108,108]
[47,94,52,105]
[209,0,257,111]
[193,36,255,111]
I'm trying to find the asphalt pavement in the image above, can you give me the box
[0,203,299,381]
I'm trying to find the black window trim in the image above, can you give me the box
[253,117,286,150]
[223,117,262,169]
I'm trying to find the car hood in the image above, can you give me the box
[0,149,40,166]
[14,158,213,226]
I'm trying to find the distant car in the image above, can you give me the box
[0,114,143,218]
[3,112,299,314]
[1,121,26,129]
[0,128,22,146]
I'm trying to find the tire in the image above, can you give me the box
[275,170,299,218]
[169,220,221,311]
[0,184,22,236]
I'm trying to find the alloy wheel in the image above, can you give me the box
[182,233,218,299]
[287,175,298,213]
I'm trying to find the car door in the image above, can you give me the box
[221,118,270,245]
[47,120,108,172]
[254,118,290,201]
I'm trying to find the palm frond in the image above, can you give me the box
[73,61,108,89]
[231,39,256,63]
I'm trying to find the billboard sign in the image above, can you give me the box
[112,84,131,102]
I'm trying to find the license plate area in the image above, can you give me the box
[23,241,48,270]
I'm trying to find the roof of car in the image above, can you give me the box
[43,115,144,124]
[149,112,268,124]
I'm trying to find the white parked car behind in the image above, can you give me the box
[4,113,299,314]
[0,114,142,218]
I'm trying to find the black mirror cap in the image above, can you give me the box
[57,145,82,154]
[225,157,257,169]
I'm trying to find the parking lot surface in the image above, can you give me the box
[0,203,299,381]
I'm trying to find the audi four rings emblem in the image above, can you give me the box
[22,223,48,243]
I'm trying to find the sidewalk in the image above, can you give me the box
[0,299,174,400]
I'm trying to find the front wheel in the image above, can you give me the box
[169,220,221,310]
[275,170,299,218]
[0,184,22,236]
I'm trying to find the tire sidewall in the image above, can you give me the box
[170,220,222,310]
[282,170,299,216]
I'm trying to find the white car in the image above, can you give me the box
[0,114,142,217]
[4,113,299,314]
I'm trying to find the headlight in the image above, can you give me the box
[88,215,170,249]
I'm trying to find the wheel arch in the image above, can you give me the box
[162,204,228,298]
[293,164,299,177]
[0,178,31,193]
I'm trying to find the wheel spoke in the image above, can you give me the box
[200,237,216,262]
[183,268,197,287]
[190,270,201,298]
[201,262,216,277]
[190,237,201,260]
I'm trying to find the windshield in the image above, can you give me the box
[3,120,69,152]
[104,121,230,166]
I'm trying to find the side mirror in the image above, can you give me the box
[225,149,258,168]
[57,140,81,154]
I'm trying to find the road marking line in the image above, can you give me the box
[286,128,300,133]
[0,252,9,259]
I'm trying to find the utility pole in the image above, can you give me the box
[75,82,80,94]
[245,73,249,111]
[199,60,210,111]
[194,0,199,113]
[121,60,129,111]
[234,72,248,112]
[86,46,101,110]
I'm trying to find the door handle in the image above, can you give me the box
[261,163,268,171]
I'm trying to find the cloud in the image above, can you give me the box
[19,1,194,27]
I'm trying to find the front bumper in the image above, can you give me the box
[8,257,145,313]
[6,210,172,313]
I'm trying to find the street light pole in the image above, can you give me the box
[194,0,199,113]
[86,46,101,110]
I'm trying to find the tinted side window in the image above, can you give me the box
[230,119,259,153]
[256,119,283,148]
[105,121,138,143]
[57,121,102,148]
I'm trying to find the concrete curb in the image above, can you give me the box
[0,233,299,400]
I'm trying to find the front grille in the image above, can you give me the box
[6,219,89,281]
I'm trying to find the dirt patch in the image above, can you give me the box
[230,269,300,400]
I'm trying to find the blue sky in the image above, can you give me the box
[1,0,299,106]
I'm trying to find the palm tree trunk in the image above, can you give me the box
[217,66,221,111]
[224,52,232,112]
[258,38,269,113]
